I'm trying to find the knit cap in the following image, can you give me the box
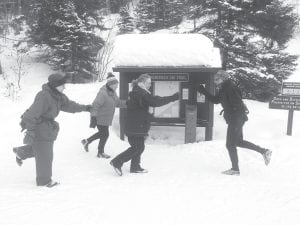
[48,73,67,88]
[106,72,119,86]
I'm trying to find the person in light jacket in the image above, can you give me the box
[13,73,91,187]
[197,70,272,176]
[81,73,126,158]
[110,73,179,176]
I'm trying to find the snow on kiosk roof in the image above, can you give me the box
[113,34,222,69]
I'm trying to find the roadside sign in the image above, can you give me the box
[269,95,300,110]
[282,82,300,96]
[269,82,300,136]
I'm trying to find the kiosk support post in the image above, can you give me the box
[185,104,197,143]
[205,127,213,141]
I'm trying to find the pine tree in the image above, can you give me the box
[25,0,104,81]
[118,6,135,34]
[135,0,156,33]
[189,0,299,100]
[108,0,129,13]
[135,0,185,33]
[166,0,186,27]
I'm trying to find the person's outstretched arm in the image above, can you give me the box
[61,94,90,113]
[142,92,179,107]
[197,85,221,104]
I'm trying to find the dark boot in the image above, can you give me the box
[81,139,89,152]
[45,180,60,188]
[262,149,272,165]
[130,166,148,173]
[37,180,60,188]
[110,160,122,176]
[97,152,111,159]
[13,147,23,167]
[221,168,240,176]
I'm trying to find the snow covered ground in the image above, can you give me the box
[1,37,300,225]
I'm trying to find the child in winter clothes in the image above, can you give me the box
[81,73,126,158]
[197,70,272,176]
[13,73,91,187]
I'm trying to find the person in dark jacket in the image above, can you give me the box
[13,73,91,187]
[81,73,126,158]
[110,73,179,176]
[197,70,272,176]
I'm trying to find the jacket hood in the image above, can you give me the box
[42,83,65,101]
[131,85,148,96]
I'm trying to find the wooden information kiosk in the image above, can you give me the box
[112,34,222,143]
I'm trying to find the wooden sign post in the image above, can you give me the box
[287,109,294,136]
[269,82,300,136]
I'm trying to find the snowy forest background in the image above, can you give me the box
[0,0,300,101]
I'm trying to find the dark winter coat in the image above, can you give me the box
[91,85,126,126]
[22,84,88,142]
[125,85,178,137]
[200,79,248,124]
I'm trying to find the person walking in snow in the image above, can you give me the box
[81,73,126,158]
[110,73,179,176]
[197,70,272,176]
[13,73,91,187]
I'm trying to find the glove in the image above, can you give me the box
[85,105,92,112]
[23,130,35,145]
[89,116,97,128]
[170,92,179,101]
[197,85,206,93]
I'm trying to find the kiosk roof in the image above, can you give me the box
[113,34,222,68]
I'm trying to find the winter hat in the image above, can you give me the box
[106,72,119,86]
[48,73,67,88]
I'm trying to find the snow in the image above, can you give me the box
[1,50,300,225]
[113,34,222,68]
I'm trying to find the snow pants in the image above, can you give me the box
[226,119,266,171]
[86,125,109,154]
[16,141,54,186]
[16,144,34,160]
[111,136,145,171]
